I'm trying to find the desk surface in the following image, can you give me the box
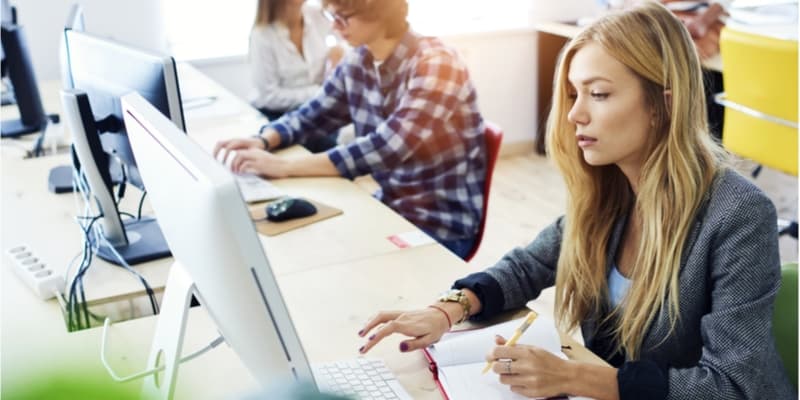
[2,63,605,399]
[4,242,605,399]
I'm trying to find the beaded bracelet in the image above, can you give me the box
[428,305,452,329]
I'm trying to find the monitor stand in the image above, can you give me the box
[96,217,172,266]
[48,150,124,194]
[142,262,196,400]
[1,113,58,138]
[62,89,171,265]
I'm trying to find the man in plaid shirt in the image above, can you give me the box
[215,0,487,259]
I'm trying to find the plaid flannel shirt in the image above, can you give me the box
[266,30,487,242]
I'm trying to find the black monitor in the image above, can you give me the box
[60,3,85,90]
[48,3,89,194]
[0,22,58,137]
[61,29,185,265]
[1,0,14,94]
[65,29,185,190]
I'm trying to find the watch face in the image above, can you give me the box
[440,289,461,301]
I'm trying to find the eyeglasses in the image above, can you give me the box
[322,8,357,28]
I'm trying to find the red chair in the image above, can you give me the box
[464,121,503,261]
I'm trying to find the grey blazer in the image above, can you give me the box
[465,169,795,399]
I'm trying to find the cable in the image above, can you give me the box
[65,162,159,330]
[73,207,101,330]
[116,163,128,204]
[66,165,102,331]
[136,191,147,220]
[94,232,159,316]
[2,139,33,158]
[100,318,225,383]
[67,214,100,331]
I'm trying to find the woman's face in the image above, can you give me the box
[566,42,654,171]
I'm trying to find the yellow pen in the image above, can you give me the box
[481,310,539,374]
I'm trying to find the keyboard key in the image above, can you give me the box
[312,358,412,400]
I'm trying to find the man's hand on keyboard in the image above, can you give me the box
[213,137,266,164]
[230,149,290,178]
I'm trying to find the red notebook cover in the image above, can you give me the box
[422,343,571,400]
[422,347,450,400]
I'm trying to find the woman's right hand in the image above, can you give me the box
[213,137,267,163]
[357,307,453,354]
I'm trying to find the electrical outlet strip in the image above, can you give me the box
[7,245,65,300]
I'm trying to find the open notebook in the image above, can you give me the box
[423,313,593,400]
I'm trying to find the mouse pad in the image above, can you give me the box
[248,198,343,236]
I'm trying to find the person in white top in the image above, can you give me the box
[249,0,343,151]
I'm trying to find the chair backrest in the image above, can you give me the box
[464,121,503,261]
[773,262,798,388]
[718,28,798,175]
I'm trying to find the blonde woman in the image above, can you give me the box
[357,2,794,399]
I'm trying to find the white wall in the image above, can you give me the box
[13,0,167,81]
[444,31,540,149]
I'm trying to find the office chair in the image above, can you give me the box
[464,121,503,262]
[715,27,798,238]
[773,262,797,388]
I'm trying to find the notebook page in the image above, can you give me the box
[427,314,562,367]
[438,362,529,399]
[438,360,595,400]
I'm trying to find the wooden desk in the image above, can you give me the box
[4,242,604,399]
[1,64,606,399]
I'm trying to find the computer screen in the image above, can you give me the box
[61,30,184,265]
[64,29,185,190]
[121,92,314,397]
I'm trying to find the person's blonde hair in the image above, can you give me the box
[547,1,727,360]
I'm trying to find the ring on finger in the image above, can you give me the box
[504,360,512,374]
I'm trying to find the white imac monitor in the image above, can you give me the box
[120,92,314,399]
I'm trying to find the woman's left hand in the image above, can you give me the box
[487,335,576,398]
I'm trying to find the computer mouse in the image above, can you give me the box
[265,197,317,222]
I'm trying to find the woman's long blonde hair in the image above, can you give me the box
[547,1,726,360]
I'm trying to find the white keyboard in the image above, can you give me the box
[235,174,285,203]
[313,358,413,400]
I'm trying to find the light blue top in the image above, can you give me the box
[608,264,632,308]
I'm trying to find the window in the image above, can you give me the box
[161,0,531,62]
[161,0,257,62]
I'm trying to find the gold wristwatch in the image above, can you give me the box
[438,289,471,324]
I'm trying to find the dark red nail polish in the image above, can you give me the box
[399,342,408,352]
[359,346,365,353]
[368,335,376,341]
[358,330,364,336]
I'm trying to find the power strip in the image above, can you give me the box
[7,245,65,300]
